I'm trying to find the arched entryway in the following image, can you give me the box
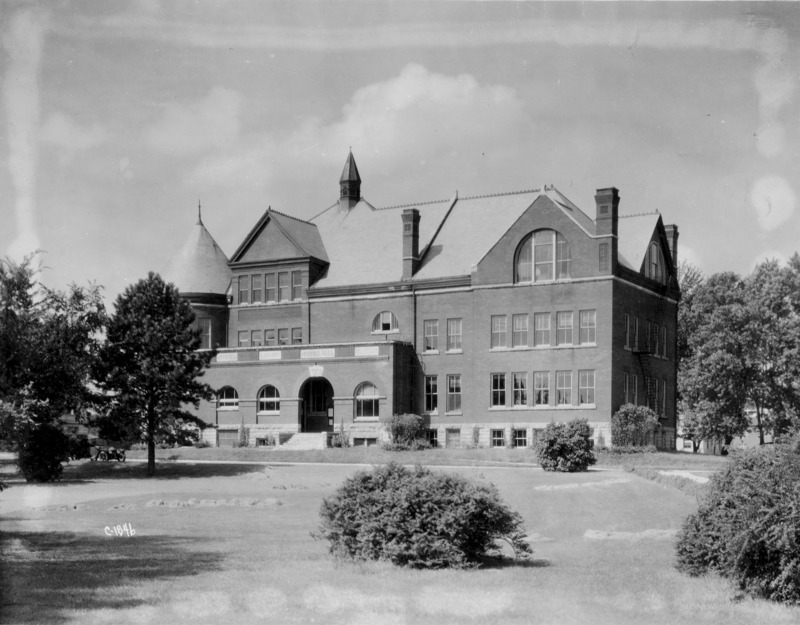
[299,377,334,433]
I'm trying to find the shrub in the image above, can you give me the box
[611,404,659,447]
[17,423,71,482]
[675,441,800,604]
[596,444,658,455]
[384,413,427,447]
[535,419,596,472]
[193,437,211,448]
[67,435,92,460]
[235,420,250,448]
[329,421,350,448]
[316,463,532,568]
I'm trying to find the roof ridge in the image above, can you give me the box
[376,197,452,210]
[269,207,317,226]
[377,187,543,210]
[619,210,661,219]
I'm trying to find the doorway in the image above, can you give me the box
[299,377,334,433]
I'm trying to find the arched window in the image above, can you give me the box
[371,311,398,333]
[354,382,380,417]
[217,386,239,410]
[257,385,280,414]
[646,243,665,284]
[515,230,571,283]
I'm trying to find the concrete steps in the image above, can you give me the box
[277,432,328,450]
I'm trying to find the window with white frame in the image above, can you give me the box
[291,328,302,344]
[198,318,212,349]
[534,371,550,406]
[491,373,506,407]
[217,386,239,410]
[265,274,276,302]
[661,326,667,358]
[425,375,438,413]
[291,271,302,301]
[513,429,528,447]
[354,382,380,417]
[515,230,571,282]
[556,370,572,405]
[491,315,507,349]
[580,310,596,344]
[534,313,550,347]
[257,385,280,414]
[512,372,528,406]
[633,317,640,351]
[423,319,438,351]
[278,328,289,345]
[265,329,276,346]
[251,330,263,347]
[646,242,666,284]
[252,274,263,303]
[446,374,462,412]
[632,374,639,405]
[491,429,505,447]
[239,275,250,304]
[512,314,529,348]
[372,311,398,333]
[238,331,249,347]
[557,311,573,346]
[579,370,595,405]
[624,373,630,404]
[278,272,290,301]
[624,313,631,349]
[447,318,462,351]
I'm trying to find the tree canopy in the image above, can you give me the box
[94,272,212,475]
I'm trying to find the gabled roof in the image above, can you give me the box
[163,215,232,295]
[617,212,662,272]
[230,208,328,264]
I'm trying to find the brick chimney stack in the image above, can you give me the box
[664,224,679,268]
[595,187,620,275]
[402,208,420,280]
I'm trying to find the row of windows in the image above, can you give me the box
[216,383,381,417]
[423,370,596,414]
[422,318,462,352]
[624,314,668,358]
[623,373,668,415]
[490,310,596,349]
[238,328,303,347]
[238,271,302,305]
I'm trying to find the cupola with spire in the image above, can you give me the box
[339,149,361,212]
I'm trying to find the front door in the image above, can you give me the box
[300,378,334,433]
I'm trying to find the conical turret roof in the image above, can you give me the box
[163,210,232,295]
[339,150,361,184]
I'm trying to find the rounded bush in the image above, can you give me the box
[316,462,532,568]
[384,413,427,448]
[611,404,659,447]
[535,419,596,472]
[675,441,800,604]
[17,424,71,482]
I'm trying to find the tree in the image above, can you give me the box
[611,404,659,447]
[676,261,704,366]
[95,273,212,476]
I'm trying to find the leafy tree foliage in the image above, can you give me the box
[611,404,659,447]
[316,463,532,568]
[94,273,212,476]
[383,413,427,450]
[535,419,596,472]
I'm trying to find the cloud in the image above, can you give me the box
[190,64,530,208]
[41,112,108,157]
[750,175,796,231]
[145,86,243,155]
[754,124,785,158]
[2,8,48,261]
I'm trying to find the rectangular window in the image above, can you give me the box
[512,314,529,348]
[265,329,276,346]
[278,272,290,302]
[446,374,462,413]
[662,379,667,415]
[426,429,438,448]
[491,429,505,447]
[624,373,630,404]
[251,330,263,347]
[646,321,652,352]
[291,271,302,301]
[654,323,660,357]
[534,313,550,347]
[661,326,667,358]
[556,370,572,405]
[534,371,550,406]
[513,429,528,448]
[265,274,276,302]
[491,373,506,407]
[277,328,289,345]
[512,372,528,406]
[580,310,596,344]
[633,317,640,351]
[632,374,639,405]
[198,318,212,349]
[291,328,302,344]
[251,274,263,303]
[624,314,631,349]
[447,318,462,352]
[579,370,595,405]
[423,319,438,352]
[238,276,250,304]
[425,375,438,413]
[557,311,573,346]
[237,330,249,347]
[491,315,507,349]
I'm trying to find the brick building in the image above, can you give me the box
[164,152,680,449]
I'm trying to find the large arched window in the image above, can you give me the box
[354,382,380,417]
[646,242,665,284]
[515,230,571,283]
[257,385,280,414]
[217,386,239,410]
[371,311,398,333]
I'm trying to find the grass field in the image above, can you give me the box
[2,457,797,625]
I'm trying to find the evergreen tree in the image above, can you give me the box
[95,273,212,476]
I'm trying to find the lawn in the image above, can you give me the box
[2,458,797,625]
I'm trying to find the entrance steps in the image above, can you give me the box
[277,432,328,450]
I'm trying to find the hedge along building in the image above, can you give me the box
[164,152,680,449]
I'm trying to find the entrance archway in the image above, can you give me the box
[299,377,334,433]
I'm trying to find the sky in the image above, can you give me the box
[2,1,799,304]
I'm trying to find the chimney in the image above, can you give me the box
[402,208,420,280]
[664,224,679,267]
[595,187,619,275]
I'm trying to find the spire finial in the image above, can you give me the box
[197,199,203,225]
